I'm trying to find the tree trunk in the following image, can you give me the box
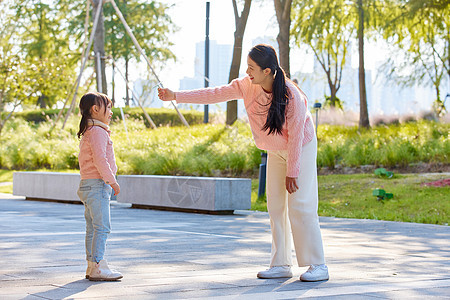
[357,0,370,129]
[226,0,252,125]
[274,0,292,78]
[92,0,107,95]
[325,68,337,108]
[112,63,115,106]
[37,95,47,108]
[125,57,130,106]
[123,0,130,106]
[330,86,337,107]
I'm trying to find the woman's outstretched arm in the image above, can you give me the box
[158,77,250,105]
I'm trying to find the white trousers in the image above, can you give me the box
[266,138,325,267]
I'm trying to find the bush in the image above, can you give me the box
[5,107,205,127]
[0,115,448,175]
[317,120,449,169]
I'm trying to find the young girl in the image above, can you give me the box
[158,44,328,282]
[77,92,122,281]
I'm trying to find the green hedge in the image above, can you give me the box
[110,107,204,127]
[6,107,204,127]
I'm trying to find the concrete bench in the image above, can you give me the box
[12,172,252,214]
[13,172,81,203]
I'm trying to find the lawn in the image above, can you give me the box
[251,173,449,225]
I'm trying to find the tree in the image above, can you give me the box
[292,0,385,128]
[381,0,449,116]
[60,0,177,106]
[356,0,369,128]
[226,0,252,125]
[11,0,78,109]
[103,0,177,105]
[0,4,23,134]
[292,0,352,108]
[274,0,292,78]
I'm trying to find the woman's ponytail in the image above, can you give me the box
[262,65,289,135]
[249,44,289,135]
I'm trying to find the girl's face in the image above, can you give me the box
[246,56,271,86]
[92,101,113,125]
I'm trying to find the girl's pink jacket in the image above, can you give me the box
[78,121,118,185]
[175,76,315,178]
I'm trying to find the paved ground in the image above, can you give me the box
[0,193,449,299]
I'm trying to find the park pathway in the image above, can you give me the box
[0,193,449,299]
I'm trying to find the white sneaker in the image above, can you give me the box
[300,264,329,282]
[89,259,123,281]
[85,261,94,279]
[257,266,293,279]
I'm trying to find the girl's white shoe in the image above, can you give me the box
[89,259,123,281]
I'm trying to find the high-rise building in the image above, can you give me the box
[178,40,233,113]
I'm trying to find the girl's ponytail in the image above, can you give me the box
[77,115,89,139]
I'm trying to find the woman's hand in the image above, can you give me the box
[286,176,299,194]
[158,88,176,101]
[111,183,120,196]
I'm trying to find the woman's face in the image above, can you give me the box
[246,56,270,85]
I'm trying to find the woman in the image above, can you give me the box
[158,44,328,282]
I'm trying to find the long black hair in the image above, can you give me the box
[248,44,289,135]
[77,92,111,139]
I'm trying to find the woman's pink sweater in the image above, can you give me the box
[78,121,118,185]
[175,76,315,177]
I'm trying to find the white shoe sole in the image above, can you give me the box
[89,275,123,281]
[257,273,293,279]
[300,275,329,282]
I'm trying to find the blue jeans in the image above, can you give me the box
[77,179,112,263]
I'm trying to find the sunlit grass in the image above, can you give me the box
[251,173,449,225]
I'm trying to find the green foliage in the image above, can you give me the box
[110,107,203,127]
[113,120,260,177]
[11,0,78,108]
[103,0,177,67]
[0,116,448,176]
[0,116,261,177]
[317,121,449,168]
[380,0,449,116]
[5,107,204,126]
[323,95,344,110]
[291,0,352,108]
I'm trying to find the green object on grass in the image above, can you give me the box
[375,168,394,178]
[384,193,394,199]
[372,189,386,197]
[373,188,394,201]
